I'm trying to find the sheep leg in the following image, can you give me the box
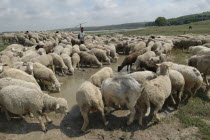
[170,94,176,105]
[81,110,89,132]
[153,102,163,122]
[127,65,129,71]
[43,113,52,123]
[19,114,25,120]
[176,91,183,109]
[33,112,47,133]
[126,104,136,125]
[204,75,209,86]
[4,109,11,121]
[138,106,144,126]
[97,106,108,126]
[52,65,55,73]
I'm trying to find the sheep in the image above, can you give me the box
[76,81,107,132]
[21,50,40,62]
[0,67,39,87]
[101,76,144,125]
[89,67,114,87]
[53,45,64,55]
[0,85,68,132]
[189,46,210,55]
[162,43,172,55]
[104,44,118,62]
[61,47,71,56]
[133,51,156,71]
[126,71,157,84]
[37,48,46,55]
[31,54,55,72]
[79,51,102,68]
[91,48,111,65]
[158,62,203,99]
[61,54,74,75]
[118,52,140,72]
[50,53,69,75]
[79,44,89,51]
[72,45,81,54]
[0,77,41,92]
[24,62,61,92]
[167,70,185,108]
[71,53,80,69]
[188,55,210,85]
[129,41,146,54]
[136,63,171,126]
[146,54,167,71]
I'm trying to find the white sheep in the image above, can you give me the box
[101,76,144,125]
[24,62,61,92]
[0,85,68,132]
[126,71,157,84]
[0,67,39,87]
[61,54,74,75]
[133,51,156,71]
[137,63,171,126]
[80,51,102,68]
[71,53,80,69]
[91,48,111,64]
[37,48,46,55]
[31,54,55,72]
[0,77,41,91]
[76,81,107,132]
[89,67,114,87]
[50,53,68,75]
[53,45,64,55]
[158,62,203,99]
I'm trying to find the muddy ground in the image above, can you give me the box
[0,55,200,140]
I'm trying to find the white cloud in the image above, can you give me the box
[0,0,209,32]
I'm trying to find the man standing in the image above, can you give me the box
[78,27,85,44]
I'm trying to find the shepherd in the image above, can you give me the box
[78,27,85,44]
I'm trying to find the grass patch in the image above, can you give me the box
[118,20,210,36]
[170,49,191,65]
[0,42,10,52]
[176,95,210,140]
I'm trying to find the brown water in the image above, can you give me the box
[51,55,128,109]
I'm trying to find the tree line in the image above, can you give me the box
[146,12,210,26]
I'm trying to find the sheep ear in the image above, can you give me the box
[56,104,60,110]
[2,63,8,66]
[156,64,161,67]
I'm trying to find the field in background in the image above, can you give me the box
[119,20,210,36]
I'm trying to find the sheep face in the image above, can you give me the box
[0,63,7,73]
[55,98,68,114]
[118,66,123,72]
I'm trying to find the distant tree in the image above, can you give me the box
[155,17,167,26]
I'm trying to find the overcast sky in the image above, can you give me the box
[0,0,209,32]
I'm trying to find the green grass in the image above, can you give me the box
[0,43,9,52]
[117,20,210,36]
[169,49,210,140]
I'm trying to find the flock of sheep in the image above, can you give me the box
[0,31,210,133]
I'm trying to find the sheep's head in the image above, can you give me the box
[23,62,33,75]
[157,63,170,75]
[118,66,123,72]
[62,66,69,74]
[55,98,68,115]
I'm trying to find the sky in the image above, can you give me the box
[0,0,210,32]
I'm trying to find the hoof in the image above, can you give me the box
[43,128,48,133]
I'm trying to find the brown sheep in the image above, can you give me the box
[118,52,140,72]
